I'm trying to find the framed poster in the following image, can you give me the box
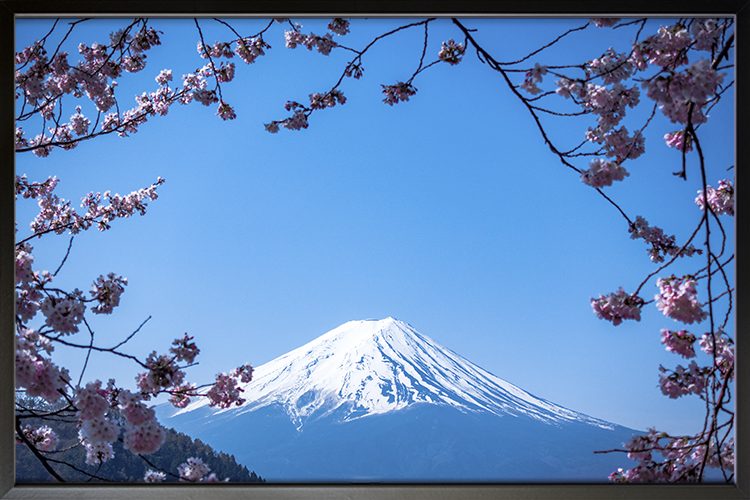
[2,1,747,499]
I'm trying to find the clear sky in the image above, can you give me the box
[15,17,735,436]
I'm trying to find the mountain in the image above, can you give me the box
[158,317,639,482]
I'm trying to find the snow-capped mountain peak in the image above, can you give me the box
[175,318,612,430]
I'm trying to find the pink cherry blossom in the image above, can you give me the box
[588,49,634,84]
[631,24,692,69]
[438,39,466,65]
[695,179,734,216]
[15,344,69,402]
[15,243,35,285]
[144,470,166,482]
[328,18,350,36]
[580,158,629,188]
[658,361,709,398]
[19,424,58,452]
[645,59,724,125]
[655,275,707,324]
[628,216,700,263]
[117,389,155,426]
[624,428,660,462]
[382,82,417,106]
[122,419,166,455]
[155,68,173,85]
[90,273,128,314]
[40,290,86,334]
[520,64,547,94]
[309,89,346,109]
[15,175,59,199]
[136,351,186,396]
[699,333,734,375]
[691,19,721,51]
[285,30,336,55]
[660,329,697,358]
[217,101,237,120]
[235,37,270,64]
[664,130,692,152]
[170,334,200,364]
[178,457,212,482]
[69,106,91,136]
[80,416,120,444]
[206,371,246,408]
[169,383,197,408]
[591,288,644,325]
[83,441,115,466]
[232,363,254,383]
[75,381,110,420]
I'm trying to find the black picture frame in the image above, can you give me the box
[1,2,747,499]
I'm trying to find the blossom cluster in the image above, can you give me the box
[27,176,164,237]
[196,33,272,67]
[170,333,200,364]
[660,329,697,358]
[15,175,59,200]
[609,428,732,483]
[591,288,644,326]
[658,361,709,398]
[178,457,222,482]
[74,382,168,465]
[15,243,48,323]
[580,158,629,188]
[587,126,645,163]
[136,351,187,397]
[556,74,643,162]
[327,18,351,36]
[655,275,707,324]
[644,60,724,125]
[90,273,128,314]
[381,82,417,106]
[630,24,692,69]
[40,290,87,334]
[15,325,69,403]
[18,424,59,452]
[521,64,546,94]
[15,23,163,156]
[628,216,700,263]
[438,39,466,65]
[205,364,254,409]
[75,381,120,465]
[588,49,634,85]
[118,389,167,455]
[309,89,347,110]
[695,179,734,216]
[664,130,692,152]
[235,37,271,64]
[15,18,279,154]
[285,29,337,55]
[691,19,722,52]
[699,332,734,376]
[144,470,167,483]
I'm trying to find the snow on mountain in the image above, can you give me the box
[175,317,612,430]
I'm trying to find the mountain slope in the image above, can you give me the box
[161,317,639,482]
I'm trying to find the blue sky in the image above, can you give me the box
[15,17,735,436]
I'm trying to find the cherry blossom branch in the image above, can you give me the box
[452,17,636,226]
[52,236,74,276]
[15,416,66,481]
[496,21,591,66]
